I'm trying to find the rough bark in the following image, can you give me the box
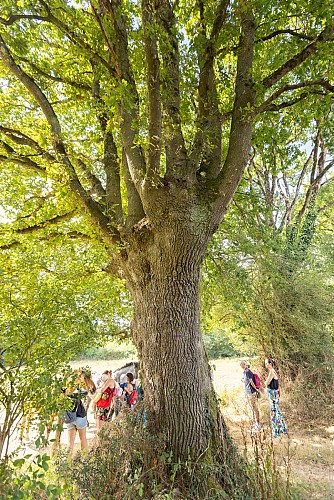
[118,191,236,468]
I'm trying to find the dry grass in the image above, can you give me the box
[70,358,137,374]
[211,358,334,500]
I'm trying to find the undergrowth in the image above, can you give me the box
[284,361,334,426]
[53,404,300,499]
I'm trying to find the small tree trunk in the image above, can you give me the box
[0,425,6,459]
[0,410,11,459]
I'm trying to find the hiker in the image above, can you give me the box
[65,387,89,456]
[123,372,138,409]
[240,360,261,431]
[78,368,96,424]
[95,370,117,430]
[264,358,288,438]
[112,373,126,417]
[134,372,144,401]
[134,371,147,427]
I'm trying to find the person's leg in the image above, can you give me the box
[84,397,90,426]
[250,393,260,427]
[67,427,77,455]
[77,427,88,451]
[268,389,278,436]
[275,395,288,435]
[96,415,103,431]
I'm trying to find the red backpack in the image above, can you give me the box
[253,373,261,390]
[126,389,138,407]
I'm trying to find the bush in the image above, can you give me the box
[285,360,334,425]
[0,454,65,500]
[203,330,240,359]
[55,406,170,499]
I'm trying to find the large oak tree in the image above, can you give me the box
[1,0,333,472]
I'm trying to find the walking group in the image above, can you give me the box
[47,358,287,455]
[63,366,144,455]
[240,358,288,438]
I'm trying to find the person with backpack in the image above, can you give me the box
[95,370,117,430]
[63,386,89,456]
[123,372,138,409]
[240,360,261,431]
[264,358,288,438]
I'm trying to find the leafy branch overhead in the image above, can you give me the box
[0,0,333,255]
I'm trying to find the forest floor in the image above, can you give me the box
[9,357,333,499]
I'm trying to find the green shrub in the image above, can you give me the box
[0,454,66,500]
[203,330,240,359]
[285,360,334,425]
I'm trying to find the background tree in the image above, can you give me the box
[0,240,129,458]
[1,0,334,486]
[202,114,334,395]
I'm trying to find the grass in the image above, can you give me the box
[70,358,137,374]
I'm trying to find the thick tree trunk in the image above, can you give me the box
[121,208,234,463]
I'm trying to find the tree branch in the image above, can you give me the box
[75,158,106,201]
[0,14,48,25]
[142,0,162,180]
[0,35,120,245]
[256,29,314,43]
[0,34,61,135]
[0,227,95,251]
[0,152,46,174]
[100,0,146,191]
[9,210,77,234]
[155,0,187,181]
[90,2,122,81]
[122,149,145,229]
[0,126,56,162]
[37,0,118,78]
[14,194,53,222]
[296,143,334,225]
[190,0,229,179]
[16,56,92,91]
[212,4,255,225]
[90,64,125,225]
[264,93,312,112]
[255,79,334,115]
[318,199,334,214]
[278,149,313,231]
[261,26,334,89]
[103,132,124,225]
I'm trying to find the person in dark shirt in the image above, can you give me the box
[240,360,261,430]
[65,387,88,456]
[264,358,288,438]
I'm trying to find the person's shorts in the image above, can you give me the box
[66,416,88,430]
[247,392,259,407]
